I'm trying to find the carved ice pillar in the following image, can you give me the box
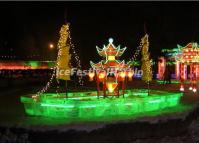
[175,61,180,80]
[180,63,186,91]
[193,64,197,93]
[158,57,166,79]
[196,65,199,80]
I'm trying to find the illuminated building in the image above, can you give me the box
[158,43,199,92]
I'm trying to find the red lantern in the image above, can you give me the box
[88,72,95,81]
[119,71,126,81]
[127,71,134,81]
[98,72,106,81]
[120,72,126,78]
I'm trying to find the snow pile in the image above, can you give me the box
[130,116,199,143]
[188,117,199,142]
[0,128,30,143]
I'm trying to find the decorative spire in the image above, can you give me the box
[95,38,126,58]
[91,38,129,70]
[109,38,113,44]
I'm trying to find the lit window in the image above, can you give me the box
[108,56,115,61]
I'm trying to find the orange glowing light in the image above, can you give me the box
[128,71,134,81]
[120,72,126,78]
[128,71,133,77]
[88,72,95,81]
[99,72,106,79]
[106,82,118,93]
[49,43,54,49]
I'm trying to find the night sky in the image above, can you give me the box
[0,2,199,68]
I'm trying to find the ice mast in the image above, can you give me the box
[141,34,152,94]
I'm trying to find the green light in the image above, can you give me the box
[166,61,176,65]
[47,61,55,68]
[25,61,40,68]
[41,103,75,108]
[21,89,183,120]
[156,80,190,84]
[129,60,140,66]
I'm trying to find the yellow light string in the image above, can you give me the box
[36,66,56,96]
[68,27,83,85]
[131,45,142,62]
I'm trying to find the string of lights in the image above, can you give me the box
[67,26,83,85]
[0,55,41,59]
[36,25,69,97]
[130,44,142,65]
[36,66,56,96]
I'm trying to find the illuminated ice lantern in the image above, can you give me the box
[175,43,199,93]
[89,38,132,97]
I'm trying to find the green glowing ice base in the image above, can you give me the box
[21,89,183,120]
